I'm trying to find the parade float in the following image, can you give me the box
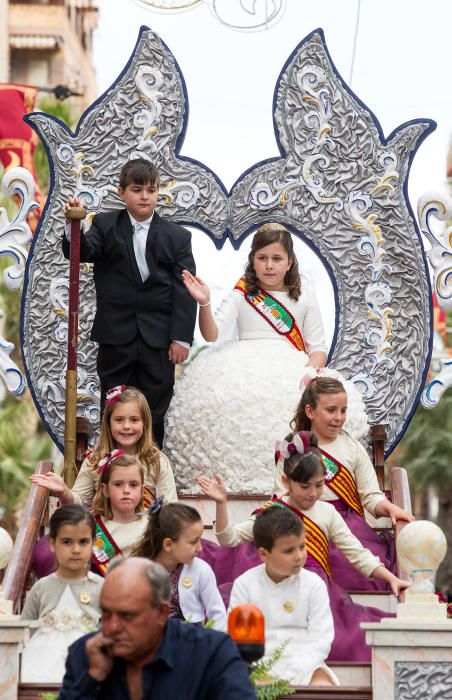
[0,24,451,700]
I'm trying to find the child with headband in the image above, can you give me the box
[31,386,178,512]
[91,451,147,574]
[199,431,409,661]
[133,500,226,631]
[272,377,414,590]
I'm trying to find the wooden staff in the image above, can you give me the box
[62,206,87,487]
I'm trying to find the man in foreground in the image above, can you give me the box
[58,557,256,699]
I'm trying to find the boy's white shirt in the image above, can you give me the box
[229,564,338,686]
[215,498,382,577]
[178,557,226,631]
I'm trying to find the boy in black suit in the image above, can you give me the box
[63,158,197,446]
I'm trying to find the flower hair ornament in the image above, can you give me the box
[147,495,165,517]
[105,385,126,407]
[97,449,125,474]
[274,431,311,464]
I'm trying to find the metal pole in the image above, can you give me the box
[62,206,86,487]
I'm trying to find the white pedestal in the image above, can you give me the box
[362,620,452,700]
[0,619,31,700]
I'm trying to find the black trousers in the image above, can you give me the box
[97,335,175,448]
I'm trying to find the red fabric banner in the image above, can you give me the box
[0,83,39,172]
[0,83,43,227]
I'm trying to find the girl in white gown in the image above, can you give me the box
[20,505,103,683]
[165,223,368,495]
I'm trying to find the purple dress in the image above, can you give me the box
[328,499,396,591]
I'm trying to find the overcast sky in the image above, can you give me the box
[91,0,452,344]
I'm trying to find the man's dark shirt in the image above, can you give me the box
[57,619,257,699]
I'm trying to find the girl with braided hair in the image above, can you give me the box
[133,500,226,630]
[165,223,368,496]
[198,430,409,661]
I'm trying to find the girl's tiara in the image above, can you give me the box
[275,431,311,464]
[97,449,125,474]
[105,384,126,406]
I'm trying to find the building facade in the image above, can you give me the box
[1,0,98,109]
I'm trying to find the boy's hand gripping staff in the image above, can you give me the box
[62,206,87,488]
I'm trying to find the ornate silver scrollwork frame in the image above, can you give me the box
[21,27,435,456]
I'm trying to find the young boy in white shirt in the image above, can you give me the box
[229,505,339,687]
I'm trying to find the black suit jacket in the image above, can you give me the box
[62,209,197,348]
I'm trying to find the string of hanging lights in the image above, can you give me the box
[132,0,287,33]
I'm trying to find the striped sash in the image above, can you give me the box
[143,484,154,510]
[92,515,122,576]
[234,277,306,352]
[253,496,331,578]
[320,449,365,518]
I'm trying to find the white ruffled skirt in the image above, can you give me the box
[165,339,368,495]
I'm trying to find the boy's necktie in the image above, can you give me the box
[133,222,150,281]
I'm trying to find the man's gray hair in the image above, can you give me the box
[107,558,171,606]
[143,560,171,606]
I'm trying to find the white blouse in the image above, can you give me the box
[214,286,327,354]
[178,557,226,631]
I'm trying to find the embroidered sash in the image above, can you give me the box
[143,484,154,510]
[252,496,331,578]
[92,515,122,576]
[320,449,365,519]
[234,277,306,352]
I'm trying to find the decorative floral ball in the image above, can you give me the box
[0,527,13,569]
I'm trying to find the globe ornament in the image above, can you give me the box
[0,527,13,570]
[397,521,447,595]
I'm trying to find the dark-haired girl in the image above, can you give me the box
[20,505,103,683]
[165,223,368,495]
[133,501,226,630]
[273,377,414,591]
[198,431,409,662]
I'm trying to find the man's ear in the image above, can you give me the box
[157,601,170,627]
[257,546,269,564]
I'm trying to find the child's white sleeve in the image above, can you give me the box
[21,582,41,620]
[156,453,178,502]
[215,518,254,546]
[304,576,335,666]
[228,574,251,611]
[71,457,96,507]
[354,440,387,516]
[281,575,338,686]
[213,290,241,341]
[199,562,227,632]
